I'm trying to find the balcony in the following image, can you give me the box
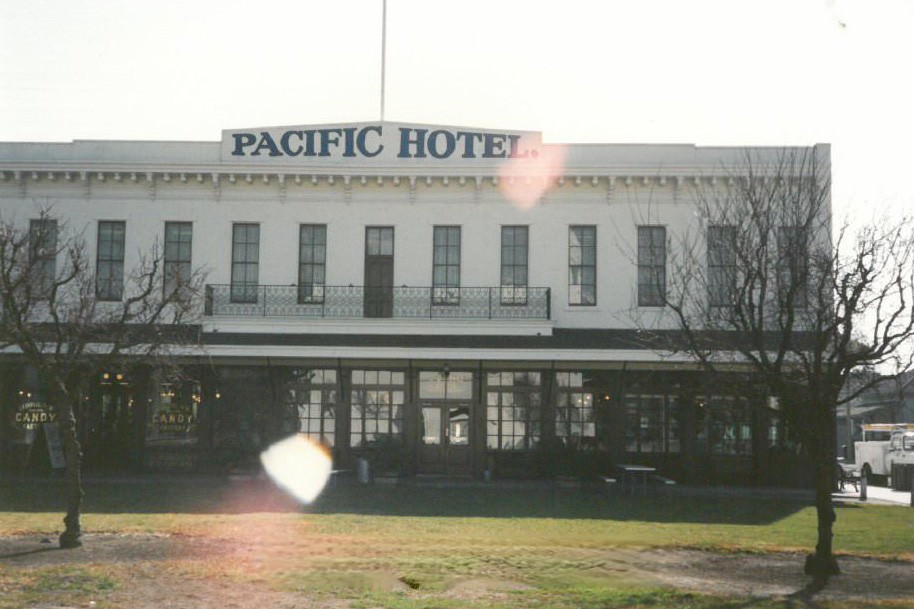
[204,284,551,320]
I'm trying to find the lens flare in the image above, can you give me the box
[259,434,332,504]
[499,142,568,209]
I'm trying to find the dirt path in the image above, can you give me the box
[2,533,913,608]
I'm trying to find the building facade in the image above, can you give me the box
[0,122,829,484]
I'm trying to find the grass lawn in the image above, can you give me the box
[1,477,913,609]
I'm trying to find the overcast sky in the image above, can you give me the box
[2,0,912,220]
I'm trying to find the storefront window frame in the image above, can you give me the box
[554,371,596,447]
[485,371,542,451]
[697,395,753,456]
[285,368,337,447]
[624,393,681,454]
[349,369,405,449]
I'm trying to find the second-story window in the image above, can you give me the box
[432,226,460,305]
[164,222,192,298]
[707,225,736,307]
[299,224,326,304]
[637,225,666,307]
[569,226,596,305]
[231,223,259,303]
[777,225,809,309]
[96,221,125,301]
[29,218,57,299]
[500,226,528,305]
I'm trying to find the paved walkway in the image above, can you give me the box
[833,483,912,506]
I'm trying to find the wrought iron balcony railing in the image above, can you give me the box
[204,284,551,320]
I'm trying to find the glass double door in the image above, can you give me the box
[418,401,471,475]
[82,383,135,471]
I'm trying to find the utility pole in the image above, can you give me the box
[380,0,387,121]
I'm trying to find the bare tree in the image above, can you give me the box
[0,210,204,548]
[637,148,914,580]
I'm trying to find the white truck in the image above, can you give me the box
[853,423,914,490]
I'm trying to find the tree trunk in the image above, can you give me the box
[57,400,84,549]
[804,407,840,579]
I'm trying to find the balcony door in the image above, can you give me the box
[364,227,394,318]
[231,223,260,303]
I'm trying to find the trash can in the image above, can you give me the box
[357,457,371,484]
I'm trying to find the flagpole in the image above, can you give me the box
[380,0,387,121]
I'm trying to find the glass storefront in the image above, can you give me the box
[0,363,784,483]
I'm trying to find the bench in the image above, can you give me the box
[649,474,678,486]
[837,461,860,492]
[329,468,352,487]
[601,470,677,496]
[599,476,617,496]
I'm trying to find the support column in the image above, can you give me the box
[539,367,558,478]
[335,364,352,470]
[197,366,219,473]
[130,366,151,473]
[472,364,486,479]
[680,392,698,485]
[0,366,15,476]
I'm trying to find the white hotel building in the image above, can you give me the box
[0,122,829,484]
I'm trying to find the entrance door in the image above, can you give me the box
[82,380,134,471]
[418,402,472,475]
[364,227,394,318]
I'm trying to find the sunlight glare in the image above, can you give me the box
[259,434,332,504]
[499,142,568,209]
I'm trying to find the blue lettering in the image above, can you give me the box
[303,130,317,156]
[398,128,427,158]
[318,129,342,157]
[427,130,456,159]
[456,131,483,158]
[483,133,507,158]
[357,126,384,157]
[280,131,304,156]
[252,132,282,157]
[231,126,532,161]
[342,127,357,157]
[231,133,257,156]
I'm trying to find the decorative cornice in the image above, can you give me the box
[0,165,754,190]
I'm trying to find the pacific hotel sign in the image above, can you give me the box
[223,122,544,163]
